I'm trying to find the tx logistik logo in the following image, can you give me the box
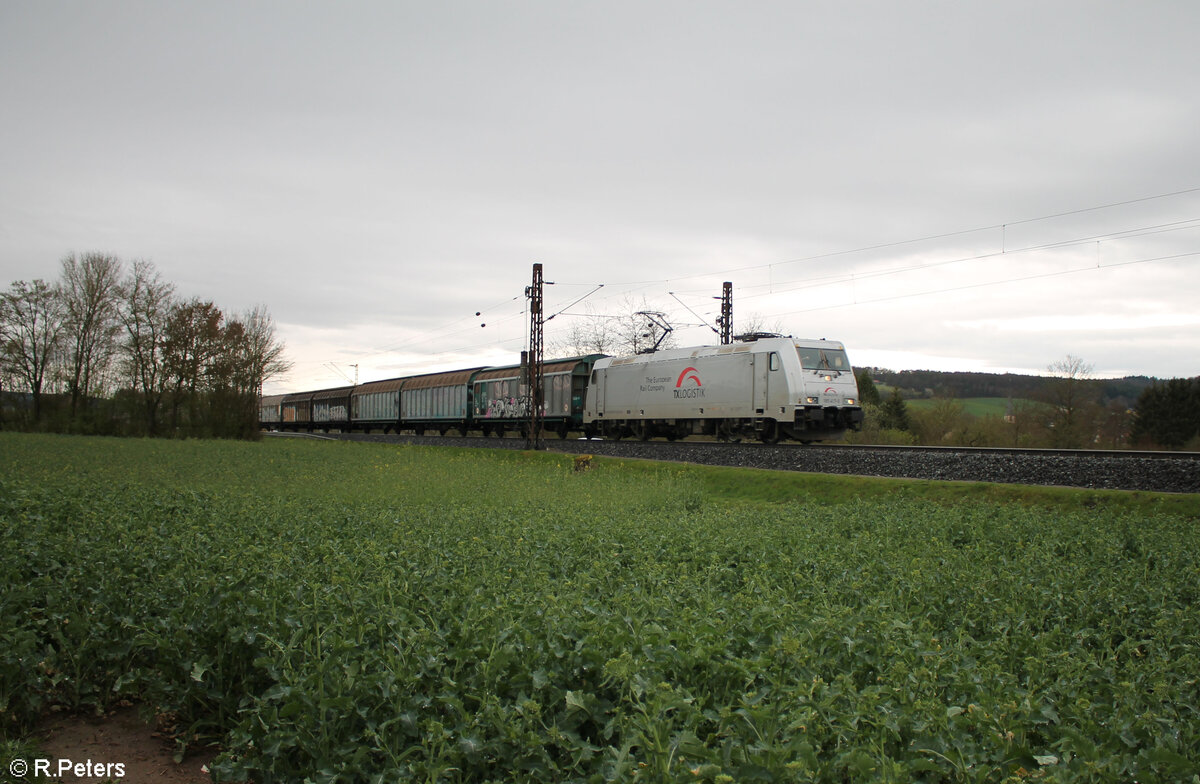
[673,367,705,398]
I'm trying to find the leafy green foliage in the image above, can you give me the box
[854,370,881,407]
[1133,377,1200,449]
[2,433,1198,782]
[878,387,911,432]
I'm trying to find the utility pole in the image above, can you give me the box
[526,263,545,450]
[718,281,733,344]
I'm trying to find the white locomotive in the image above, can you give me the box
[583,336,863,442]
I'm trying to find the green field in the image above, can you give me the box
[2,434,1198,783]
[902,398,1018,418]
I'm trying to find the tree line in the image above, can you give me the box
[852,355,1200,450]
[0,252,290,438]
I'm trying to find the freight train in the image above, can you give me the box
[259,335,864,443]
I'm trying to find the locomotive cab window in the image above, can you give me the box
[769,352,780,371]
[797,347,850,372]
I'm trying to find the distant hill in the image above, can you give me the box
[903,397,1018,417]
[865,368,1156,407]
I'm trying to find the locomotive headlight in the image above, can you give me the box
[845,398,856,405]
[805,396,819,404]
[823,375,833,382]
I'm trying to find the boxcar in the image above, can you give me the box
[471,355,603,438]
[401,368,482,435]
[280,391,314,431]
[312,386,353,430]
[351,377,404,432]
[259,394,285,429]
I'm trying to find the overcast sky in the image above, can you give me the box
[3,1,1198,394]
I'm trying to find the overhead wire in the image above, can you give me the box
[752,249,1200,318]
[669,291,721,337]
[557,185,1200,294]
[695,185,1200,285]
[730,216,1200,303]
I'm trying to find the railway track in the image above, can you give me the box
[277,431,1200,494]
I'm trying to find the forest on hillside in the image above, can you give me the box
[867,367,1154,408]
[853,361,1198,450]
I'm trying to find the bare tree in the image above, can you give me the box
[236,304,292,395]
[1006,397,1050,447]
[0,279,66,422]
[737,312,787,338]
[1043,354,1098,448]
[60,252,124,418]
[551,306,622,357]
[554,295,680,357]
[162,298,224,430]
[117,259,175,434]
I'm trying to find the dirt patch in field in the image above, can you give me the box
[34,706,215,783]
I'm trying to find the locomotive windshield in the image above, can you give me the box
[797,347,851,373]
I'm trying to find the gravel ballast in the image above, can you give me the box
[314,433,1200,494]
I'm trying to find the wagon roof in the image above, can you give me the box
[474,358,584,381]
[312,386,355,400]
[470,355,597,381]
[402,368,485,390]
[353,377,406,394]
[258,394,287,405]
